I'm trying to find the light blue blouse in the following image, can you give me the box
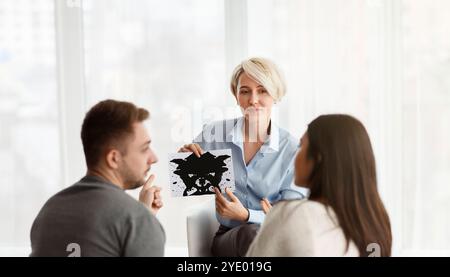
[194,117,308,228]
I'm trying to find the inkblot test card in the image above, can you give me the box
[168,149,235,197]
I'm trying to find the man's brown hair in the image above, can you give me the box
[81,99,149,169]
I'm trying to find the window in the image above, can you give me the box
[400,0,450,253]
[82,0,227,250]
[246,0,450,255]
[0,0,60,254]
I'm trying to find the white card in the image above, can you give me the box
[168,149,235,197]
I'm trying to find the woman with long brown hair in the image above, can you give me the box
[247,114,392,256]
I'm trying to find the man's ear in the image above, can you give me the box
[105,149,121,169]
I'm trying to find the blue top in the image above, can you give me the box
[194,117,308,228]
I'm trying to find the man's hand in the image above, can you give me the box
[214,187,249,222]
[260,198,272,214]
[139,174,163,215]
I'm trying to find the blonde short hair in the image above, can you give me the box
[230,57,286,102]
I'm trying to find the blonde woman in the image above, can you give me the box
[179,57,306,256]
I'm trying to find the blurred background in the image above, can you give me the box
[0,0,449,256]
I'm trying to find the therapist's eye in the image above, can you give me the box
[239,90,249,94]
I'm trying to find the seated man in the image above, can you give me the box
[30,99,165,257]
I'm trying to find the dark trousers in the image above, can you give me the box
[211,224,260,257]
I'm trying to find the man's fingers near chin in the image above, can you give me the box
[144,175,155,187]
[154,186,162,192]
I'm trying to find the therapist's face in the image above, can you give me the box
[294,132,315,187]
[236,73,274,124]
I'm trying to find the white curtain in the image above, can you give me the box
[245,0,450,255]
[0,0,60,254]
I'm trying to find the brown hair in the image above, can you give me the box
[306,114,392,256]
[81,99,149,169]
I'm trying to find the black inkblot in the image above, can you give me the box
[170,152,231,196]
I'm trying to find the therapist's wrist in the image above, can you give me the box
[242,208,250,222]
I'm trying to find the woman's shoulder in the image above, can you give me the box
[277,125,296,140]
[273,198,323,211]
[275,125,298,153]
[194,118,240,144]
[259,200,321,248]
[270,199,332,224]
